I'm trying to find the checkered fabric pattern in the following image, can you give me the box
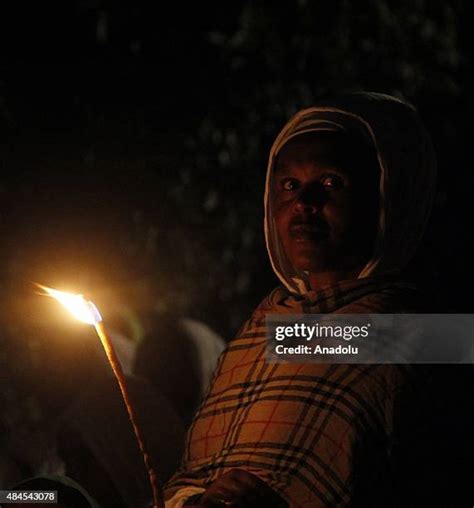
[164,278,421,507]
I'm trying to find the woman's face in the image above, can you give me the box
[273,131,380,277]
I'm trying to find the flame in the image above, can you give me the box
[38,284,103,325]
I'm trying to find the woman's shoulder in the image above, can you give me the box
[337,279,434,314]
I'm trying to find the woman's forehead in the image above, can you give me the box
[275,130,379,179]
[275,132,350,171]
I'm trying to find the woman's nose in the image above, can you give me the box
[294,200,318,214]
[293,183,325,213]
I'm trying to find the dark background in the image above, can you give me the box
[0,0,472,497]
[1,1,472,334]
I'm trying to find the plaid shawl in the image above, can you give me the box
[164,278,424,507]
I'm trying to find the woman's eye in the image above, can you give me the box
[281,178,299,191]
[321,175,344,189]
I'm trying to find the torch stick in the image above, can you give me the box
[95,322,163,508]
[38,285,164,508]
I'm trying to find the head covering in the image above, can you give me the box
[264,92,437,294]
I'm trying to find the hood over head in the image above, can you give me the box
[264,92,437,295]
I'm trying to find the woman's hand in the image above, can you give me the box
[184,468,288,507]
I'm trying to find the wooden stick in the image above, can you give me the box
[95,322,164,508]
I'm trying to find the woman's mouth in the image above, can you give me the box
[289,224,329,241]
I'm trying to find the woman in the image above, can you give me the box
[164,93,470,507]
